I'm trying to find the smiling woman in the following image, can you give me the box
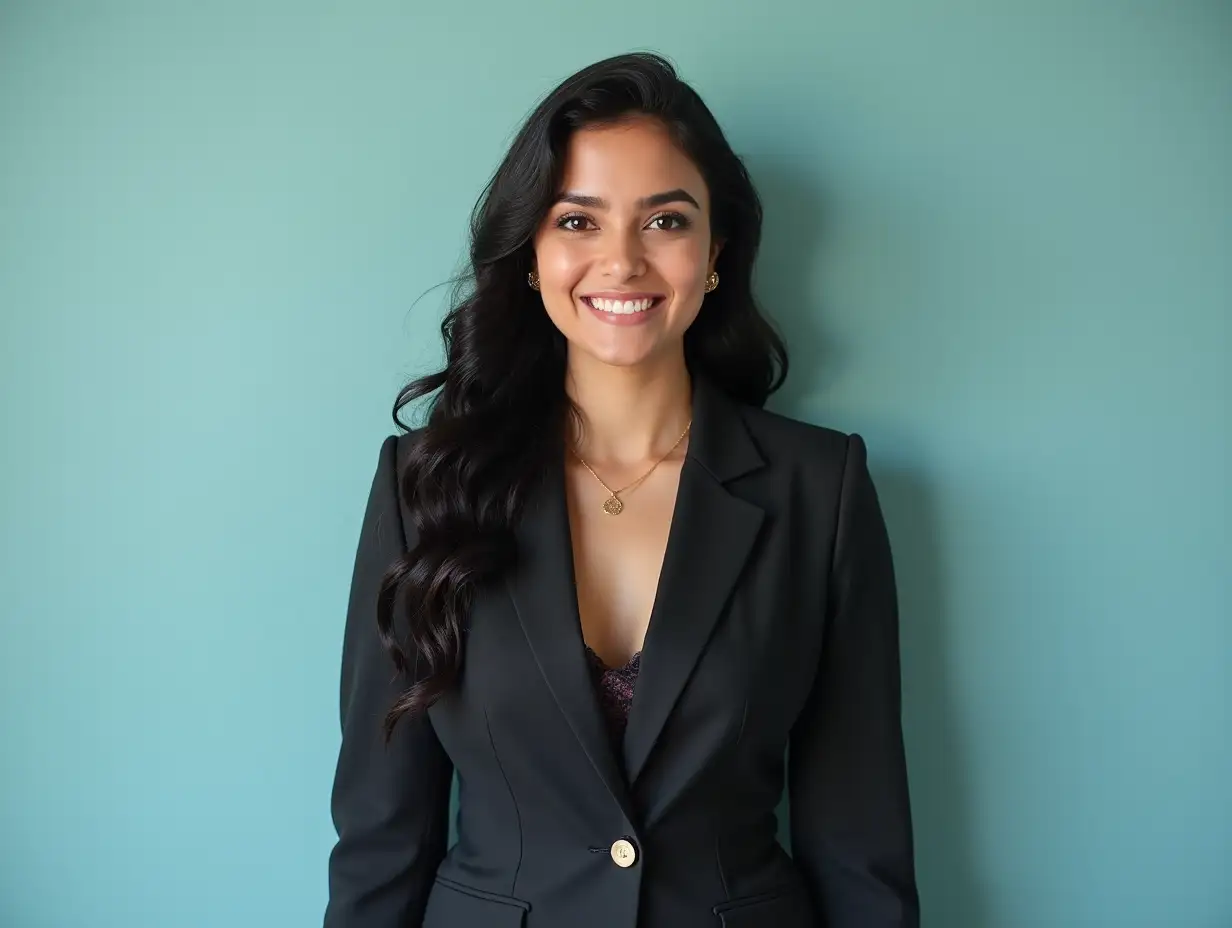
[532,120,718,365]
[324,52,919,928]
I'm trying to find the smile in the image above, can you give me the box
[581,296,664,315]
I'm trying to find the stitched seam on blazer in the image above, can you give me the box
[426,755,452,867]
[392,721,451,927]
[485,704,525,897]
[818,432,858,652]
[826,432,856,591]
[713,695,748,904]
[714,832,731,902]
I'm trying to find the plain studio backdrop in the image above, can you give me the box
[1,3,1228,927]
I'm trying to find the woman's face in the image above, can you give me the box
[531,116,721,370]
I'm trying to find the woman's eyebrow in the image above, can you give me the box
[554,188,701,210]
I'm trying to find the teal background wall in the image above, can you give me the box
[2,3,1228,926]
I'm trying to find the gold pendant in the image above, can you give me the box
[602,495,624,515]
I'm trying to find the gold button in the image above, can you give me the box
[610,838,638,868]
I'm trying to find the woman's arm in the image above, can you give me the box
[787,433,920,927]
[324,435,454,928]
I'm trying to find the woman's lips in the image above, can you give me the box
[581,295,665,325]
[581,295,664,326]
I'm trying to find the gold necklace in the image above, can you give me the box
[571,420,692,515]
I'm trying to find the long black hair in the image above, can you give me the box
[377,52,788,736]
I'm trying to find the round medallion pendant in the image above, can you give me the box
[602,495,624,515]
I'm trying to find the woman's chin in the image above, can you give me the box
[569,333,682,370]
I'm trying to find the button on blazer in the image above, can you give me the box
[324,373,919,928]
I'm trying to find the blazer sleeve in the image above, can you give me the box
[324,435,454,928]
[787,432,920,927]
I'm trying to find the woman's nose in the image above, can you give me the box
[601,227,647,279]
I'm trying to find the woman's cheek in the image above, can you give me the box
[539,238,588,281]
[653,238,708,286]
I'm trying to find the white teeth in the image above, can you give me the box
[587,297,657,314]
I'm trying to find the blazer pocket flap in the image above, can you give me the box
[424,875,530,927]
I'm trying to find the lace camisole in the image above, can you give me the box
[583,644,641,748]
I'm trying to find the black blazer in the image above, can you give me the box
[324,374,919,928]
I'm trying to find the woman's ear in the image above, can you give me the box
[708,237,725,272]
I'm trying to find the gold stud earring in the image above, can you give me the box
[704,271,719,293]
[528,271,540,291]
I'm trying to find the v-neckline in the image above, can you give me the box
[583,642,643,673]
[562,439,675,684]
[505,371,768,804]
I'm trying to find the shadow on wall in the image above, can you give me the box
[753,157,992,927]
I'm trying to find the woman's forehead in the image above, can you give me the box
[557,119,709,210]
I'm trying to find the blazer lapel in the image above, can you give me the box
[622,374,767,788]
[506,451,637,825]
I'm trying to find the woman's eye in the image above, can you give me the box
[648,213,691,231]
[554,212,691,232]
[556,214,594,232]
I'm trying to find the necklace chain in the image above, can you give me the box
[571,420,692,515]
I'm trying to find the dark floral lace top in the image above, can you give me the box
[583,644,641,747]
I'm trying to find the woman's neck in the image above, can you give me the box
[564,353,693,467]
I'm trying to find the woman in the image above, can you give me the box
[324,53,918,928]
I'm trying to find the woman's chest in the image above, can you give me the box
[565,458,682,667]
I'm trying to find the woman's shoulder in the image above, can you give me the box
[391,425,425,450]
[359,430,425,505]
[735,400,863,470]
[381,426,429,471]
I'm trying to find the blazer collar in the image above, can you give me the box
[506,372,767,824]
